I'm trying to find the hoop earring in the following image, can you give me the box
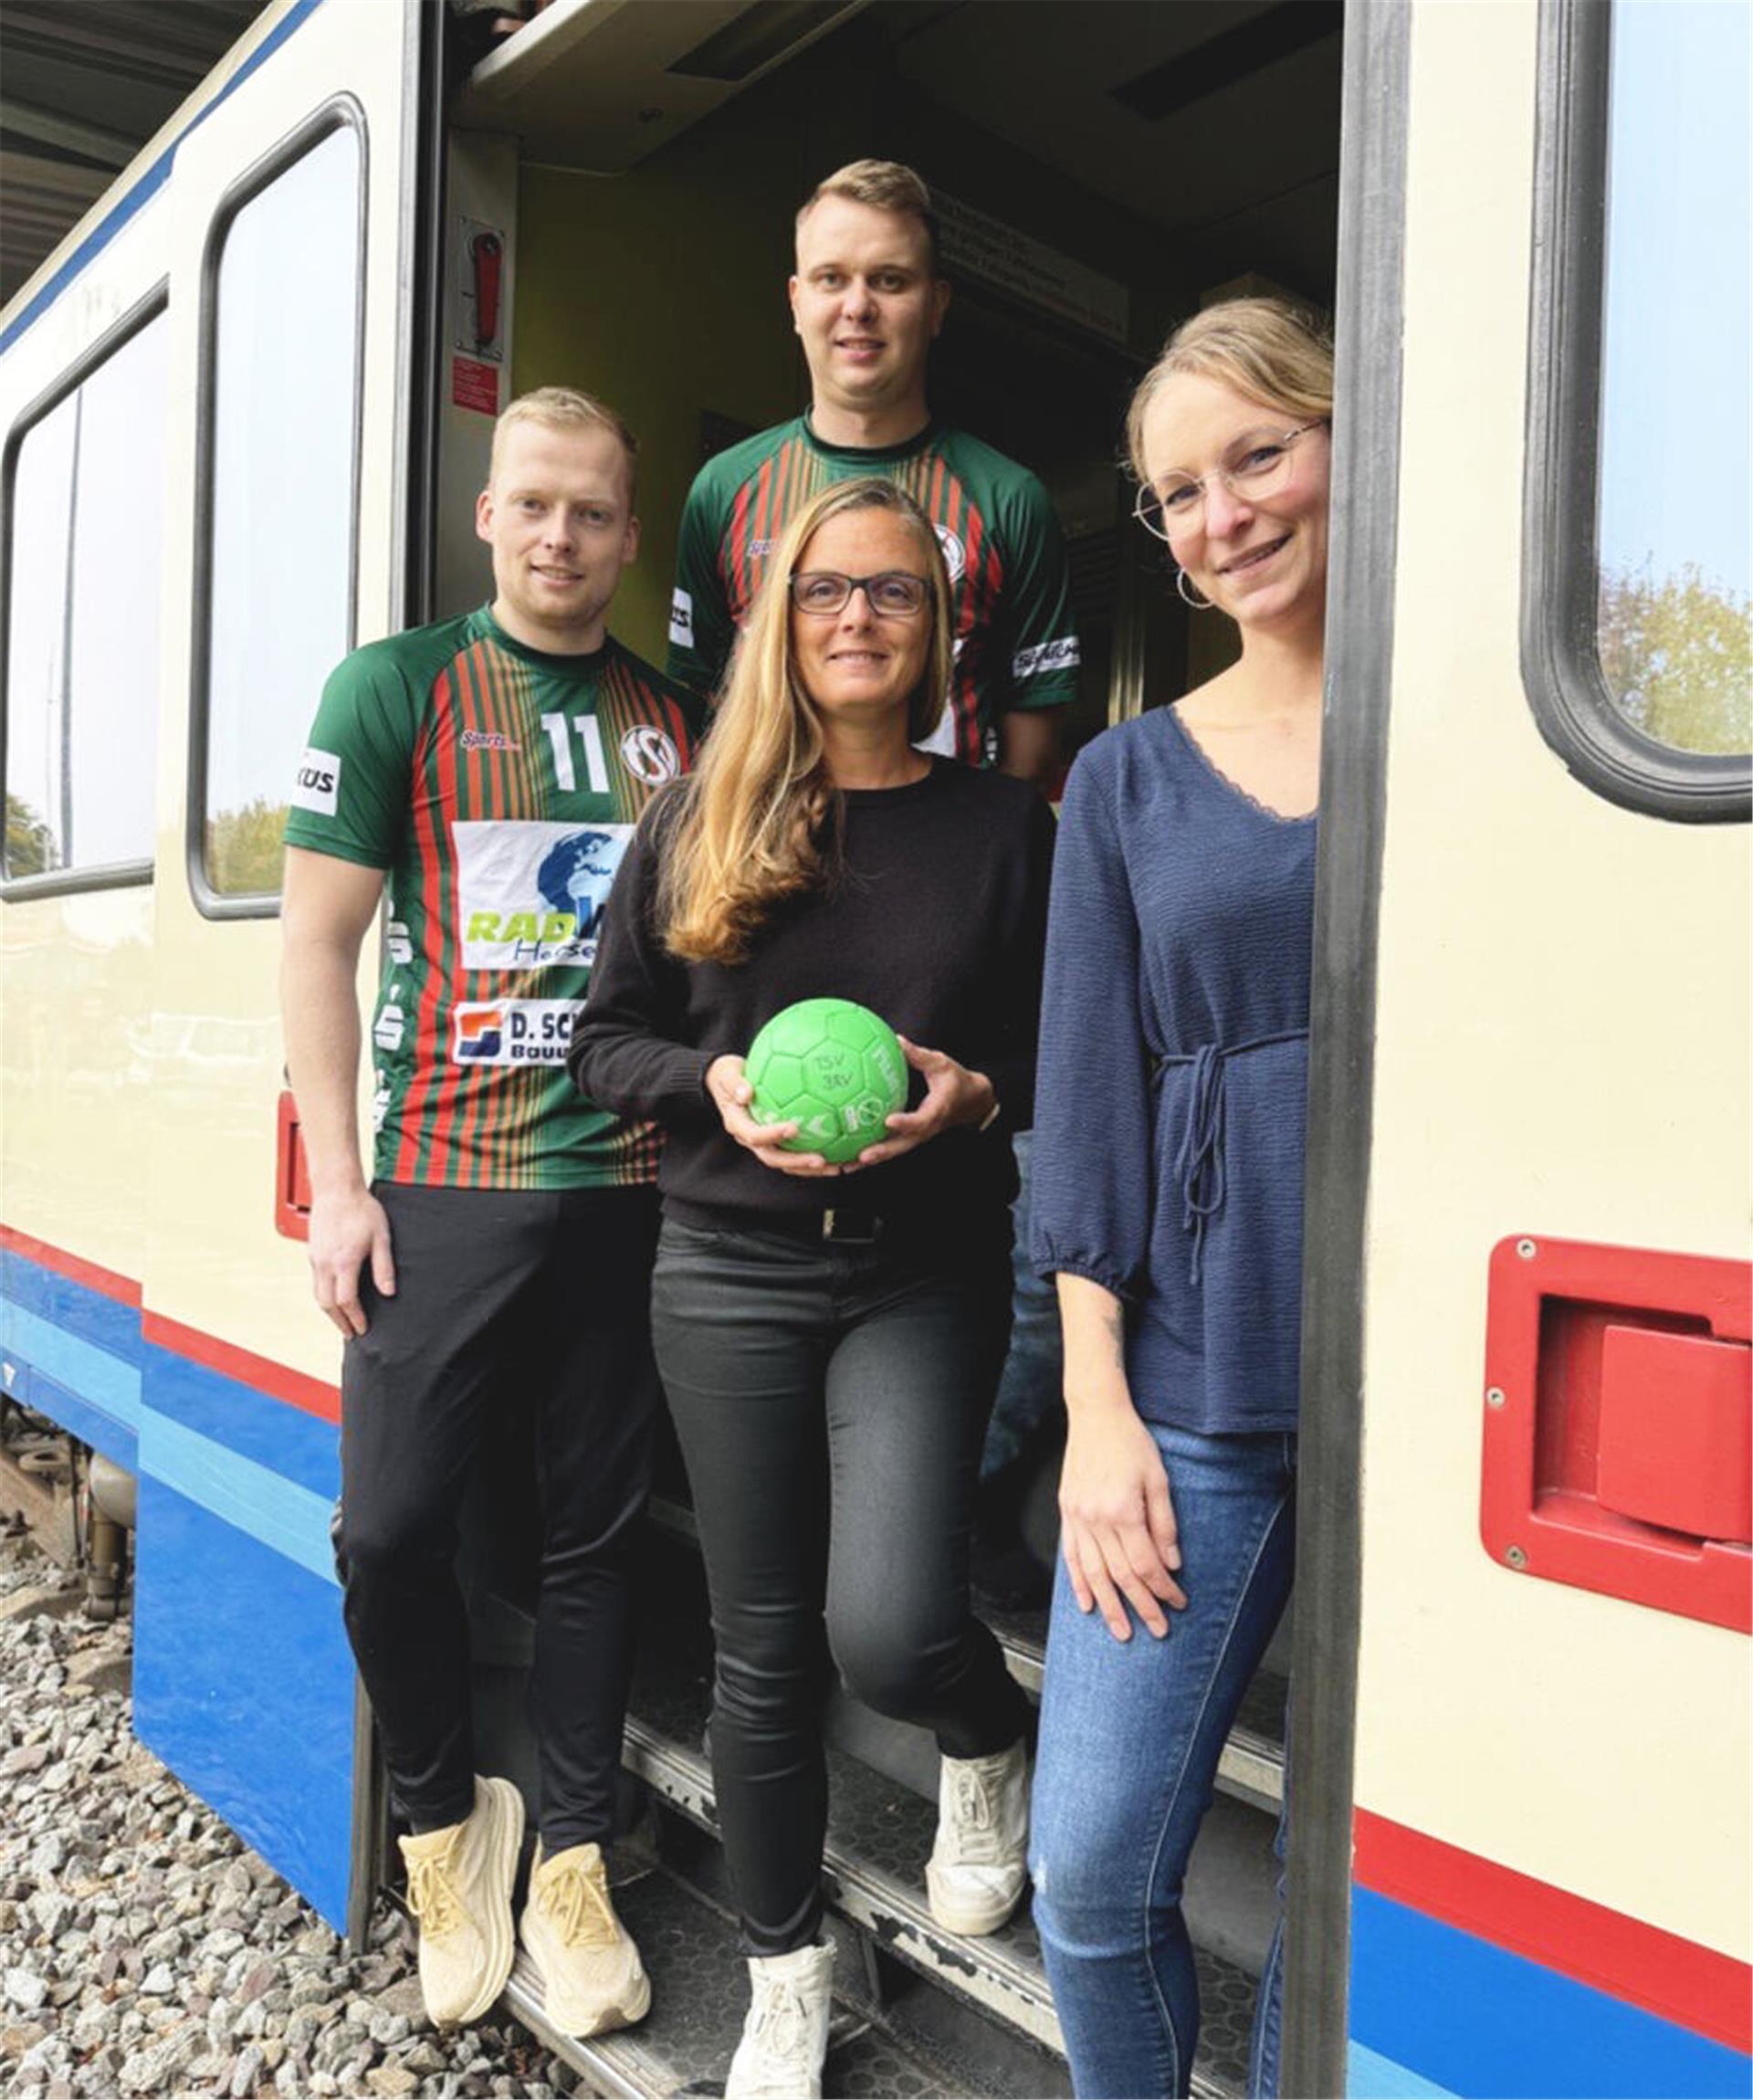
[1175,566,1213,612]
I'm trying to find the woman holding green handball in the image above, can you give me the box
[572,477,1053,2100]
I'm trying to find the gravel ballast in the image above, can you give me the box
[0,1524,584,2098]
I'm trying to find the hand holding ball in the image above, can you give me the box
[745,999,908,1165]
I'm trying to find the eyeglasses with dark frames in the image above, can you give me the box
[789,570,930,617]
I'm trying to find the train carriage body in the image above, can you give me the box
[1,3,1747,2093]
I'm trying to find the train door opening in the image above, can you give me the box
[426,2,1344,2084]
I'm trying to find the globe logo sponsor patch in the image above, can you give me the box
[620,725,680,786]
[933,524,966,586]
[454,819,632,971]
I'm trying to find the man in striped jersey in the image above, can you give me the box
[668,161,1076,1601]
[667,158,1080,780]
[280,389,703,2039]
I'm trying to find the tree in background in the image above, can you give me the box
[5,793,54,878]
[205,798,288,898]
[1599,562,1751,756]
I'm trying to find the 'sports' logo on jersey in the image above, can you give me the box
[454,820,632,971]
[620,726,680,786]
[452,1000,582,1067]
[933,525,966,586]
[455,1007,504,1060]
[461,729,520,751]
[668,587,694,648]
[292,747,341,816]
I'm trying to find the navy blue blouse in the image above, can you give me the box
[1030,704,1316,1434]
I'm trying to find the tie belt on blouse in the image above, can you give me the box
[1151,1029,1309,1286]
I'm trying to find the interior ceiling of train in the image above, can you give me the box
[883,0,1342,289]
[460,0,1345,303]
[1,0,1345,315]
[1,0,270,308]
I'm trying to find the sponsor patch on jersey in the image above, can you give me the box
[1012,635,1081,681]
[292,747,341,815]
[452,999,583,1067]
[933,524,967,586]
[620,725,680,786]
[454,820,632,971]
[668,588,694,648]
[461,729,520,751]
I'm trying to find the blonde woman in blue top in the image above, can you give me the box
[1027,299,1333,2099]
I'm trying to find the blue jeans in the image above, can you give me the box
[1030,1423,1296,2098]
[981,1129,1065,1479]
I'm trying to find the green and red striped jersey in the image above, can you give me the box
[284,606,704,1191]
[667,416,1079,765]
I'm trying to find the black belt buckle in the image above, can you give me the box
[820,1206,883,1246]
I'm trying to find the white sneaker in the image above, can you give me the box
[724,1940,835,2100]
[925,1740,1029,1936]
[520,1839,651,2039]
[398,1774,524,2027]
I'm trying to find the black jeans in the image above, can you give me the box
[338,1182,658,1850]
[651,1213,1033,1955]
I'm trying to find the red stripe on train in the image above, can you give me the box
[140,1309,340,1425]
[1353,1808,1751,2052]
[0,1224,142,1307]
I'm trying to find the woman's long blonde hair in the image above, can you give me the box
[658,478,952,965]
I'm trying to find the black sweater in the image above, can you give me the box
[571,760,1055,1225]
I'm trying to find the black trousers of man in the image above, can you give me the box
[337,1181,658,1851]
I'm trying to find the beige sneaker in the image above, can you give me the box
[925,1740,1030,1936]
[725,1940,835,2100]
[520,1839,651,2039]
[398,1774,524,2027]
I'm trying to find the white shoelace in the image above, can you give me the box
[945,1759,1004,1865]
[750,1979,811,2065]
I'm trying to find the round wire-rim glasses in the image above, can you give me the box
[1133,420,1328,543]
[789,570,930,617]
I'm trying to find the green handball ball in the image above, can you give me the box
[745,998,908,1165]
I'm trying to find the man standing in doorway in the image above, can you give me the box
[280,389,702,2038]
[667,158,1080,780]
[668,161,1076,1586]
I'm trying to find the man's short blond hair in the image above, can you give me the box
[795,159,940,276]
[489,386,639,506]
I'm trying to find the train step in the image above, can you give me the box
[503,1843,993,2098]
[618,1554,1258,2098]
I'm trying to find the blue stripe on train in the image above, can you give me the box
[1349,1887,1753,2099]
[1,1248,355,1931]
[134,1473,353,1928]
[0,1254,142,1465]
[134,1342,352,1929]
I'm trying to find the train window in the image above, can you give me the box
[1522,0,1750,821]
[2,297,168,890]
[1596,1,1749,758]
[193,106,364,914]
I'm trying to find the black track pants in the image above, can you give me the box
[338,1181,658,1849]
